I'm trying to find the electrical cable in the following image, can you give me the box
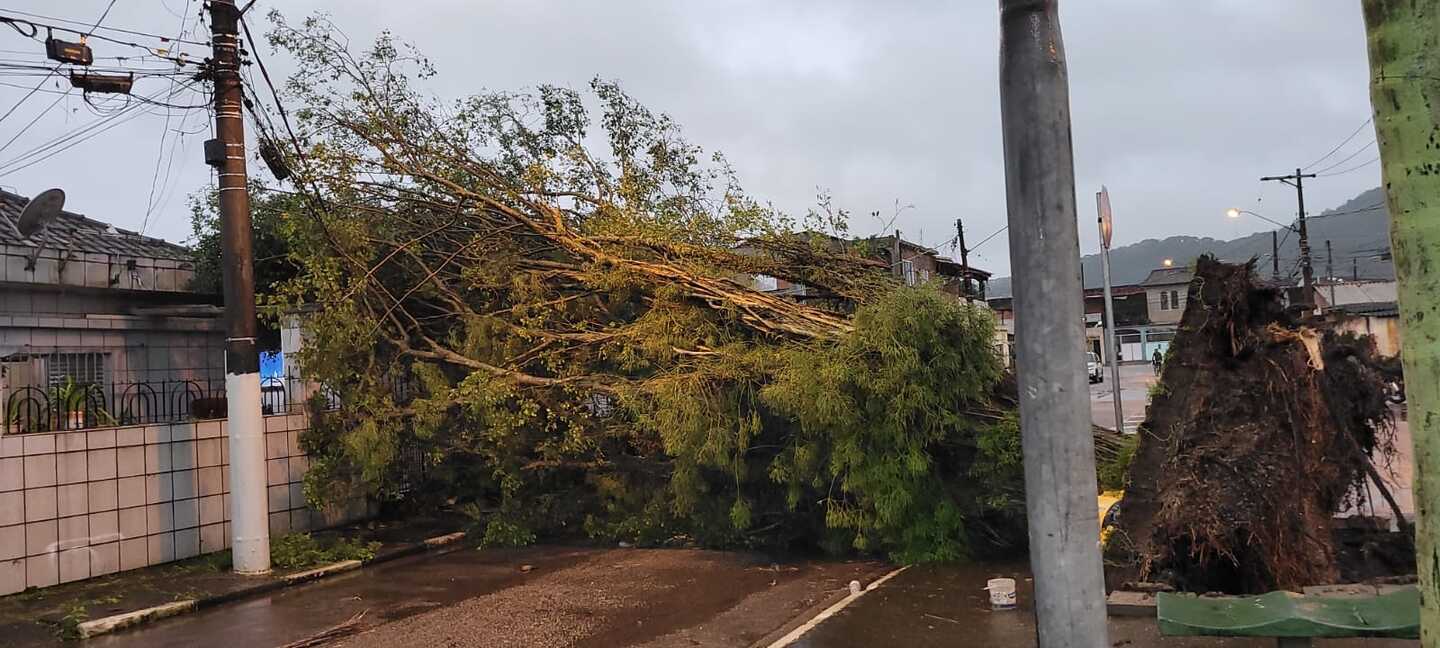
[0,8,210,46]
[86,0,118,37]
[969,224,1008,252]
[1311,139,1377,175]
[0,62,57,124]
[1302,118,1372,171]
[141,0,198,236]
[0,83,66,153]
[1317,155,1381,177]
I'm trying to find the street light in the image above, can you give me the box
[1162,258,1174,267]
[1224,207,1315,306]
[1225,207,1297,233]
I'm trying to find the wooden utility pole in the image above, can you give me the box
[1272,230,1281,281]
[1261,169,1317,307]
[956,218,971,298]
[207,0,270,575]
[1364,1,1440,641]
[998,1,1109,645]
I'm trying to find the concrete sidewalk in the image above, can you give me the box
[784,563,1419,647]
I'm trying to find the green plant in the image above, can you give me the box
[1098,434,1138,491]
[56,601,87,640]
[270,533,380,570]
[1147,379,1171,400]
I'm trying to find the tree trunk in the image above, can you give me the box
[1363,1,1440,642]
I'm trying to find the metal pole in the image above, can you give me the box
[209,0,270,575]
[1098,200,1124,436]
[999,1,1109,646]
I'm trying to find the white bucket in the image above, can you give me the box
[986,578,1017,610]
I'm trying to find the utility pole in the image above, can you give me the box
[1260,168,1317,307]
[956,218,972,299]
[892,229,903,279]
[998,1,1109,646]
[1353,256,1359,281]
[1272,231,1280,281]
[1364,4,1440,636]
[207,0,270,575]
[1326,239,1336,307]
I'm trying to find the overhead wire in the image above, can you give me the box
[1302,118,1372,171]
[1311,138,1377,175]
[141,0,201,236]
[0,7,210,46]
[1317,155,1381,177]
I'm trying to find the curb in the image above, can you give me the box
[762,565,909,648]
[75,530,468,640]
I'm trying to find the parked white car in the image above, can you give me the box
[1087,352,1103,384]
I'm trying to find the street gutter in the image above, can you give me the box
[75,530,468,640]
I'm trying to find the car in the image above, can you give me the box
[1087,352,1103,384]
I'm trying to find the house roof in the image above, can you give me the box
[0,190,191,261]
[1140,267,1194,287]
[1331,301,1399,317]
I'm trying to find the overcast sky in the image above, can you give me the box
[0,1,1380,277]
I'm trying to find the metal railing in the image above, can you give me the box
[3,374,339,434]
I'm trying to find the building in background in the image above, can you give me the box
[0,190,226,433]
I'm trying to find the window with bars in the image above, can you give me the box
[46,353,107,386]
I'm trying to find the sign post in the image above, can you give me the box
[1097,187,1126,435]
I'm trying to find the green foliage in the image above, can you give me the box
[56,601,87,640]
[269,533,380,570]
[262,13,1025,563]
[1099,433,1138,491]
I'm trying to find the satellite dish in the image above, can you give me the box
[17,188,64,237]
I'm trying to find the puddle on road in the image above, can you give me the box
[85,547,592,648]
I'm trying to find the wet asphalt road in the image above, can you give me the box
[790,563,1420,647]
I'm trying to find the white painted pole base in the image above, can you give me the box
[226,372,271,574]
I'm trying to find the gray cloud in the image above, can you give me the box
[0,1,1378,277]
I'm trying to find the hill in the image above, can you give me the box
[987,187,1391,298]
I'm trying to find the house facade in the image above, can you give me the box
[0,190,226,434]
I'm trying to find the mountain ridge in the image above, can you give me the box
[987,187,1391,298]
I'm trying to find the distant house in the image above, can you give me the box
[1140,266,1192,325]
[746,232,991,302]
[1318,279,1401,357]
[0,190,226,433]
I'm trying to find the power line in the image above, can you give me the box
[1317,155,1381,177]
[970,224,1008,251]
[0,7,210,46]
[85,0,119,37]
[0,85,66,153]
[0,62,58,125]
[1302,118,1372,171]
[1311,138,1377,175]
[141,0,200,236]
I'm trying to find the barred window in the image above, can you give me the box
[47,353,106,386]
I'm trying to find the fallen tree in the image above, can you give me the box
[1111,256,1397,593]
[258,15,1120,561]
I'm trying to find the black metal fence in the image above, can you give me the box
[4,375,340,434]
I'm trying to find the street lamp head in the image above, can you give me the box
[1162,258,1174,267]
[1226,207,1241,219]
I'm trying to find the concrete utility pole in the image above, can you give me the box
[1260,168,1317,307]
[1363,1,1440,640]
[998,1,1109,646]
[207,0,270,575]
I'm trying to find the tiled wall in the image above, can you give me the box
[0,413,369,595]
